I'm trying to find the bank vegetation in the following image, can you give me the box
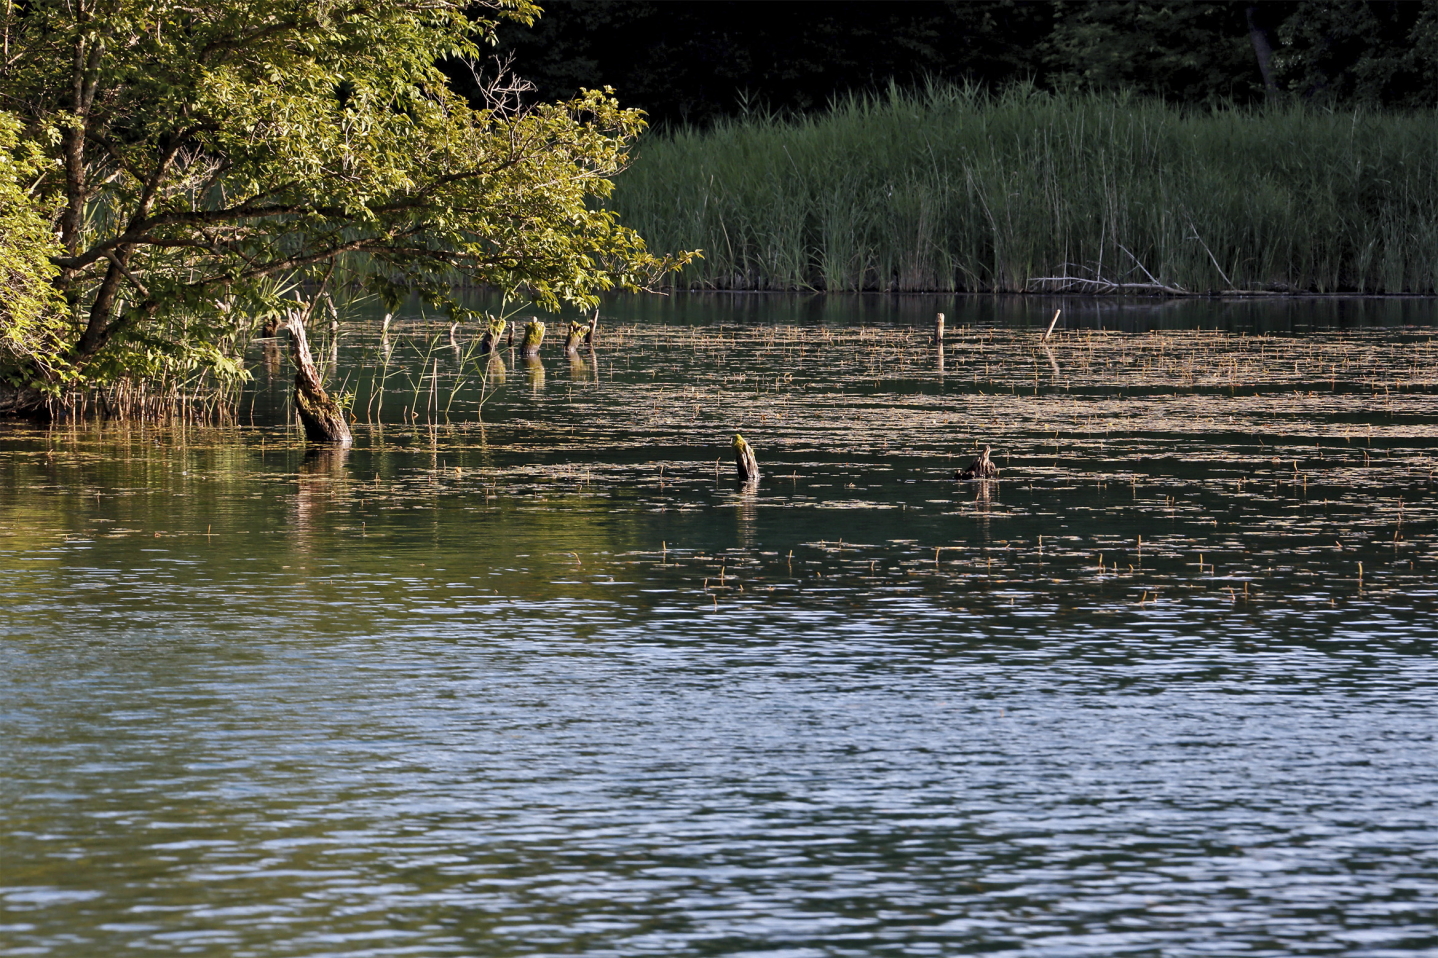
[612,84,1438,295]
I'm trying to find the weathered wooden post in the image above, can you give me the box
[521,319,545,357]
[585,311,599,349]
[733,433,759,483]
[1041,308,1062,343]
[935,311,945,342]
[281,311,352,446]
[956,444,998,480]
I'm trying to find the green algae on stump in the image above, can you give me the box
[563,320,589,355]
[521,319,546,357]
[479,316,507,354]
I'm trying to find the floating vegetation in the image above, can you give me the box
[0,313,1432,651]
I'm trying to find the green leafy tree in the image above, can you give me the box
[1273,0,1438,106]
[0,111,64,404]
[0,0,686,410]
[1044,1,1267,103]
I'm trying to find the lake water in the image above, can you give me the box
[4,294,1438,956]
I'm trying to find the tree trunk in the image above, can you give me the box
[733,433,759,483]
[1246,5,1279,100]
[282,312,352,445]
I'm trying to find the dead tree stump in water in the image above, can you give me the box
[281,312,352,446]
[956,445,998,480]
[479,316,507,354]
[733,433,759,483]
[585,313,599,349]
[521,319,545,357]
[563,320,588,354]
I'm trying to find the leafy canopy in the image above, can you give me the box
[0,112,64,383]
[0,0,687,389]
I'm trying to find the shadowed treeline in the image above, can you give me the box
[490,1,1438,127]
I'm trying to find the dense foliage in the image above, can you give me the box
[0,113,64,386]
[496,1,1438,126]
[0,0,683,405]
[613,84,1438,294]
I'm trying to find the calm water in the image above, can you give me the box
[4,295,1438,957]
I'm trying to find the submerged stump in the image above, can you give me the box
[956,444,998,480]
[563,320,588,355]
[478,316,507,354]
[281,313,352,446]
[733,433,759,483]
[520,319,545,357]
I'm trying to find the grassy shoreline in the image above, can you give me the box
[611,84,1438,295]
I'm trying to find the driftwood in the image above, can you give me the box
[956,445,998,480]
[280,311,352,445]
[733,433,759,483]
[1027,276,1186,295]
[585,313,599,349]
[520,319,545,357]
[1028,246,1187,295]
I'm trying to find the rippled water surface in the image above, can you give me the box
[4,295,1438,956]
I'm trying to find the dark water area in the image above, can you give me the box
[4,295,1438,956]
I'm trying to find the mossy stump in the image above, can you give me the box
[521,319,545,357]
[479,316,507,354]
[956,445,998,480]
[563,320,588,354]
[733,433,759,483]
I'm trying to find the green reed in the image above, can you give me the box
[612,83,1438,294]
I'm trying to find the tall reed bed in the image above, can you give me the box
[612,84,1438,294]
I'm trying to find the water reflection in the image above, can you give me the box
[4,297,1438,958]
[294,445,349,547]
[524,355,545,391]
[568,352,596,381]
[484,353,507,385]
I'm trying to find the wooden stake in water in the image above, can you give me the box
[1042,308,1062,343]
[935,312,945,342]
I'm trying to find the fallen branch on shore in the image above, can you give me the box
[1026,276,1188,295]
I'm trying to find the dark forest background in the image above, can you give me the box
[488,1,1437,126]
